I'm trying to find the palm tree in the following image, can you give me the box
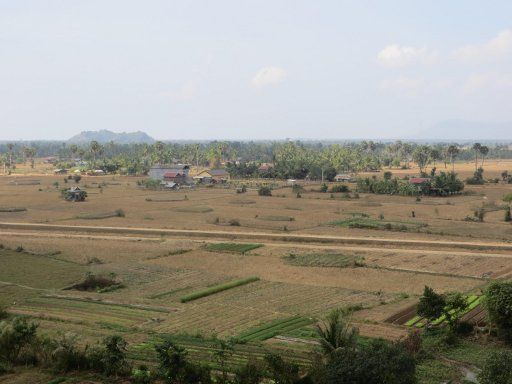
[89,140,103,165]
[479,145,489,167]
[472,143,482,170]
[316,308,358,356]
[447,145,459,173]
[6,143,14,169]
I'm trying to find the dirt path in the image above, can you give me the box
[1,221,512,251]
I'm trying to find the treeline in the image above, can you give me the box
[1,140,512,179]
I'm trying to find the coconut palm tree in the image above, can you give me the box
[447,145,459,173]
[316,308,358,356]
[472,143,482,170]
[479,145,489,167]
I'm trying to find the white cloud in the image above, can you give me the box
[463,72,512,93]
[453,29,512,62]
[377,44,433,68]
[251,66,287,88]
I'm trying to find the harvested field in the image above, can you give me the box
[0,166,511,371]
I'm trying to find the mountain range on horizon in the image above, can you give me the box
[67,130,155,145]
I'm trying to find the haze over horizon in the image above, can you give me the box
[1,1,512,141]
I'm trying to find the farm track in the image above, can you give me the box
[2,221,512,252]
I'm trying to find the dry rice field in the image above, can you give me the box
[1,160,512,365]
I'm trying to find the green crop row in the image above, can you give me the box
[180,277,260,303]
[205,243,263,254]
[237,316,314,342]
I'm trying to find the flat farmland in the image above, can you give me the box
[1,163,511,367]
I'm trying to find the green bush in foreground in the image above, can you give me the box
[180,277,260,303]
[478,350,512,384]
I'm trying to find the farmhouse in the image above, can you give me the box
[409,177,431,193]
[194,169,230,183]
[334,174,352,182]
[149,164,190,183]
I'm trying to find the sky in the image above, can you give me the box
[1,1,512,141]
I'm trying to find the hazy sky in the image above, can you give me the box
[1,1,512,140]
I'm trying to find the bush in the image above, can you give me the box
[45,332,89,372]
[466,167,485,185]
[485,281,512,344]
[320,183,328,193]
[329,185,349,193]
[505,206,511,222]
[258,186,272,196]
[229,219,240,226]
[132,365,152,384]
[68,273,123,292]
[503,193,512,203]
[478,350,512,384]
[0,317,38,364]
[320,339,416,384]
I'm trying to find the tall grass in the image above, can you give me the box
[180,277,260,303]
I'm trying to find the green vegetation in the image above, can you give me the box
[503,192,512,203]
[485,281,512,344]
[257,186,272,196]
[76,209,125,220]
[67,272,124,293]
[205,243,263,254]
[282,253,365,268]
[330,217,427,231]
[478,350,512,384]
[180,277,260,303]
[174,206,214,213]
[237,316,313,342]
[0,207,27,212]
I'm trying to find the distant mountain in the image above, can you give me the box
[68,130,155,144]
[414,120,512,141]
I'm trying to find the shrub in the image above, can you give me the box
[229,219,240,226]
[68,273,123,292]
[320,183,328,193]
[132,365,152,384]
[258,186,272,196]
[46,332,89,372]
[100,335,130,377]
[503,192,512,203]
[485,281,512,344]
[478,350,512,384]
[330,185,349,193]
[0,317,38,364]
[73,175,82,183]
[505,206,511,222]
[466,167,485,185]
[0,307,8,320]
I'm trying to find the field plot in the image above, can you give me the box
[1,169,512,374]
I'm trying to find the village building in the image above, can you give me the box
[148,164,191,184]
[334,174,353,182]
[193,169,230,184]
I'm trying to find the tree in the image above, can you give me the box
[6,143,14,170]
[412,146,432,174]
[211,339,233,384]
[480,145,489,167]
[417,286,467,331]
[101,335,129,377]
[264,352,303,384]
[485,281,512,344]
[316,309,358,356]
[89,140,103,164]
[320,339,416,384]
[447,145,459,172]
[478,350,512,384]
[0,317,38,363]
[233,360,264,384]
[417,286,445,325]
[155,339,211,384]
[472,143,482,170]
